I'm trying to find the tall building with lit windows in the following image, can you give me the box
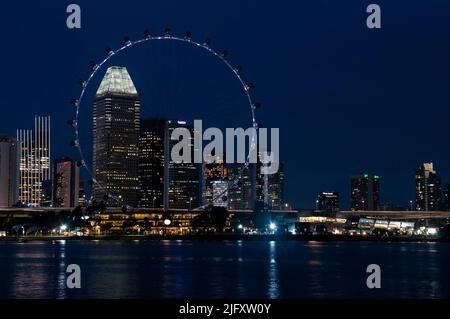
[52,157,80,208]
[203,154,228,207]
[165,120,200,210]
[16,115,51,207]
[415,163,441,211]
[317,192,340,212]
[350,174,380,211]
[0,136,20,207]
[138,118,166,208]
[443,183,450,211]
[227,163,254,210]
[255,160,285,211]
[138,118,200,210]
[93,66,140,206]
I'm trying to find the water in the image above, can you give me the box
[0,240,449,299]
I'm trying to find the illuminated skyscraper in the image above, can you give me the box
[227,163,254,210]
[138,118,200,210]
[165,120,200,210]
[350,174,380,211]
[0,136,20,207]
[52,157,80,208]
[138,118,166,208]
[203,154,228,207]
[16,115,51,207]
[256,162,285,210]
[317,192,340,212]
[93,66,140,206]
[415,163,441,211]
[443,183,450,211]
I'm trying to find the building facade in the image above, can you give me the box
[93,66,140,207]
[138,118,166,208]
[443,183,450,211]
[256,162,285,211]
[227,163,254,210]
[165,120,200,210]
[415,162,441,211]
[0,136,20,207]
[16,115,51,207]
[203,154,228,207]
[317,192,340,212]
[350,174,380,211]
[138,118,201,210]
[52,157,80,208]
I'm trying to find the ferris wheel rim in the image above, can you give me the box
[71,31,259,209]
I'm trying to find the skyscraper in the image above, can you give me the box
[227,163,254,210]
[350,174,380,211]
[415,163,441,211]
[256,162,285,210]
[165,120,200,210]
[93,66,140,206]
[138,118,200,210]
[0,136,20,207]
[443,183,450,211]
[203,154,228,207]
[17,115,51,207]
[138,118,166,208]
[52,157,80,208]
[317,192,340,212]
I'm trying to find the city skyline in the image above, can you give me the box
[1,1,450,208]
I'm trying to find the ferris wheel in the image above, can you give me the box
[69,28,263,210]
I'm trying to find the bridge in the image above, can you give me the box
[339,210,450,220]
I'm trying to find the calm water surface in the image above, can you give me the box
[0,240,449,299]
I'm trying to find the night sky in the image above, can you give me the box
[1,0,450,209]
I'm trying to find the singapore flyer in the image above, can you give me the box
[69,28,264,210]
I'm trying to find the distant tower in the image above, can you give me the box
[52,157,80,208]
[138,118,166,208]
[203,154,228,207]
[415,163,441,211]
[256,162,285,211]
[317,192,340,212]
[138,118,200,210]
[0,136,20,207]
[93,66,140,206]
[17,115,51,207]
[350,174,380,211]
[227,163,254,210]
[443,183,450,211]
[165,120,200,210]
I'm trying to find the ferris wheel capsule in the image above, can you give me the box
[164,28,172,37]
[143,29,150,39]
[203,38,211,46]
[70,98,79,107]
[185,31,192,40]
[245,82,254,91]
[77,79,86,87]
[105,46,114,56]
[221,50,229,59]
[123,35,131,46]
[235,65,243,73]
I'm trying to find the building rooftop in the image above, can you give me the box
[96,66,139,97]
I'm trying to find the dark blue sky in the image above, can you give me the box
[1,0,450,209]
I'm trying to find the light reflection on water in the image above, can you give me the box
[0,240,449,299]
